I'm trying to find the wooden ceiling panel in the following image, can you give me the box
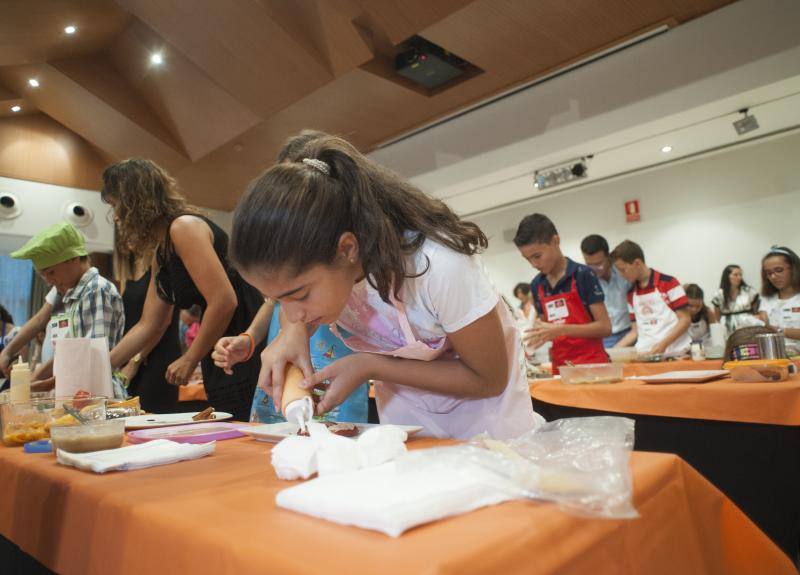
[177,66,512,209]
[352,0,477,45]
[0,0,131,66]
[0,98,34,118]
[118,0,335,118]
[0,112,107,190]
[52,54,184,153]
[260,0,375,77]
[423,0,679,82]
[0,61,188,173]
[108,21,262,162]
[0,0,738,205]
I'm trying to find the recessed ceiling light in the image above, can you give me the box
[11,105,21,113]
[64,25,77,35]
[28,78,40,88]
[661,145,673,153]
[150,52,164,65]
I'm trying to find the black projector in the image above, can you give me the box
[395,47,465,89]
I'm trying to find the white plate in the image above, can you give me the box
[240,422,423,443]
[639,370,730,384]
[124,412,233,429]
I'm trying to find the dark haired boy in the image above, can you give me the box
[513,214,610,374]
[610,240,691,356]
[581,234,632,347]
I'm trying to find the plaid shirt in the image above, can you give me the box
[54,267,125,349]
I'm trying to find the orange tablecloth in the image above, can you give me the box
[0,437,794,574]
[530,367,800,426]
[178,382,208,402]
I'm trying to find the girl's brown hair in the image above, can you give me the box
[230,132,487,302]
[101,158,202,253]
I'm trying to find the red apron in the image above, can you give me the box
[538,272,608,374]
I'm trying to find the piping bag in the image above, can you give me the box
[281,364,314,432]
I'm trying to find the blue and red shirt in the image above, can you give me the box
[531,258,605,317]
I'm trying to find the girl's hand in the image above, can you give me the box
[31,363,49,382]
[650,341,669,356]
[212,335,251,375]
[31,376,55,392]
[166,355,198,386]
[120,358,141,382]
[0,350,11,378]
[299,354,374,415]
[257,324,313,411]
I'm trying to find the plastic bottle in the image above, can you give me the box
[9,358,31,403]
[281,364,313,431]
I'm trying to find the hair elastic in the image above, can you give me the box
[301,158,330,175]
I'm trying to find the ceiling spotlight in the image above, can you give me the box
[533,157,589,190]
[28,78,40,88]
[661,145,673,153]
[64,25,77,35]
[733,108,759,136]
[11,105,21,113]
[150,52,164,65]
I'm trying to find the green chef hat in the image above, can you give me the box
[10,221,88,270]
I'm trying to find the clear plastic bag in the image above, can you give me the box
[397,416,638,519]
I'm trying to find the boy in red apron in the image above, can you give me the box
[610,240,692,357]
[513,214,611,374]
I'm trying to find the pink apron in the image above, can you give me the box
[331,282,537,439]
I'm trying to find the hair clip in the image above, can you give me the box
[301,158,330,175]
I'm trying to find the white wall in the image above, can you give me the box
[0,175,233,255]
[0,176,113,254]
[475,131,800,304]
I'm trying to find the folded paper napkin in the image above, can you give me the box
[271,421,408,480]
[57,439,215,473]
[275,417,638,536]
[276,447,520,537]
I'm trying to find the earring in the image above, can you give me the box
[349,258,356,264]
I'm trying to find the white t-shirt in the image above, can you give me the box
[759,293,800,348]
[335,238,538,440]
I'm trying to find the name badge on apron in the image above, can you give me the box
[49,311,75,347]
[545,298,570,322]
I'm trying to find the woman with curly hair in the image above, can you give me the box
[103,159,263,420]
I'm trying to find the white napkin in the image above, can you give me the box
[56,439,215,473]
[276,451,519,537]
[54,337,113,398]
[270,422,407,480]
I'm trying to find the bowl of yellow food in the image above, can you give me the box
[1,395,106,447]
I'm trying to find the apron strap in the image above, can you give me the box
[390,296,419,344]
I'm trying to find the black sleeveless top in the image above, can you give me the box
[156,216,231,310]
[122,269,181,413]
[154,215,264,421]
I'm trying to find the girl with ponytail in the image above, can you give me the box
[230,132,537,439]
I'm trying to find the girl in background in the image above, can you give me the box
[758,246,800,355]
[684,284,717,345]
[711,264,762,337]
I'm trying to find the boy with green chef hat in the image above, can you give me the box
[1,222,124,391]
